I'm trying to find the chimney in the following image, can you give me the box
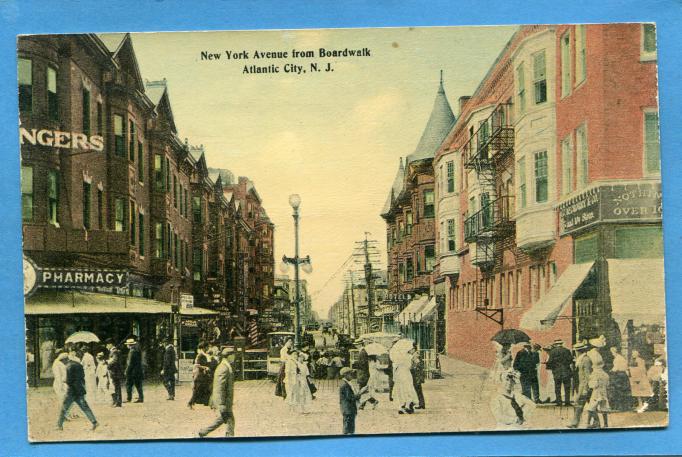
[458,96,471,116]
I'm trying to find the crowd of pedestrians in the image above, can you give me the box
[490,335,668,429]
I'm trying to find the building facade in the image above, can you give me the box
[20,34,277,385]
[432,24,662,368]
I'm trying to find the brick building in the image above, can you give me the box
[380,77,455,347]
[432,24,662,368]
[19,34,276,385]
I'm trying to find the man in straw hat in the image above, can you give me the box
[567,340,593,428]
[198,347,236,437]
[339,367,368,435]
[124,337,144,403]
[546,339,574,406]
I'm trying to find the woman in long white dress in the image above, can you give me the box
[80,347,97,405]
[392,349,419,414]
[293,352,313,413]
[284,350,299,408]
[95,353,111,403]
[360,355,382,409]
[52,351,68,403]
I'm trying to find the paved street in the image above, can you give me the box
[27,357,666,442]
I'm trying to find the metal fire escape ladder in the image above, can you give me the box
[463,103,516,329]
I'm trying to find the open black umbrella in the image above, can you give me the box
[491,328,530,345]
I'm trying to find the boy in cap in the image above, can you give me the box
[339,367,368,435]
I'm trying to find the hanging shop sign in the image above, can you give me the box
[559,182,662,235]
[19,127,104,151]
[23,257,128,296]
[180,293,194,309]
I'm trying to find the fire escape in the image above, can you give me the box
[463,103,515,327]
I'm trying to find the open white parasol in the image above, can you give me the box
[65,331,100,344]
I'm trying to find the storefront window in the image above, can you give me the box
[615,226,663,259]
[575,232,598,264]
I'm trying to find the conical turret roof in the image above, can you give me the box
[406,74,455,164]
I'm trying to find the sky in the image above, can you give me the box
[120,25,517,318]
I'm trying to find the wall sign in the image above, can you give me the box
[23,259,129,293]
[559,182,662,235]
[19,127,104,152]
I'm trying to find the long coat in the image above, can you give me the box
[546,346,573,379]
[513,349,539,379]
[162,345,177,378]
[126,346,144,379]
[339,380,359,416]
[210,360,235,413]
[107,347,123,380]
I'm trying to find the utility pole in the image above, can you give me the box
[363,233,374,322]
[354,232,381,332]
[348,270,357,338]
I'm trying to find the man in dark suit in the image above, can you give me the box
[513,342,540,403]
[106,338,123,407]
[125,338,144,403]
[57,346,98,431]
[198,348,236,437]
[546,339,574,405]
[339,367,368,435]
[161,339,177,400]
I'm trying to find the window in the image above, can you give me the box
[447,219,456,252]
[129,201,136,246]
[518,157,527,208]
[561,32,571,97]
[174,232,179,268]
[405,211,413,235]
[114,198,124,231]
[447,161,455,192]
[642,24,657,58]
[18,58,32,113]
[561,135,573,195]
[399,263,405,283]
[406,258,414,281]
[114,115,125,156]
[82,181,91,229]
[398,220,404,239]
[137,141,144,182]
[533,50,547,104]
[173,175,178,208]
[21,165,33,222]
[478,121,490,158]
[516,63,526,114]
[192,196,202,223]
[193,247,202,280]
[47,170,59,225]
[82,87,91,135]
[97,189,103,228]
[166,223,172,258]
[425,245,435,271]
[165,158,171,191]
[47,67,58,121]
[644,111,660,174]
[138,212,145,257]
[154,154,163,190]
[128,120,136,161]
[576,25,587,85]
[423,190,435,218]
[534,151,548,203]
[96,102,103,135]
[576,124,588,188]
[155,222,163,258]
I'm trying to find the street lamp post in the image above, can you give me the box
[281,194,312,348]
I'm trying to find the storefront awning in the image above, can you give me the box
[397,295,429,324]
[25,290,217,316]
[520,262,594,331]
[417,297,438,322]
[608,258,666,327]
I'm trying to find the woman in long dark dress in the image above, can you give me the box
[187,342,212,408]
